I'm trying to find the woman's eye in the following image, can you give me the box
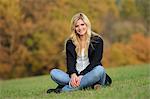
[81,24,85,26]
[75,25,79,27]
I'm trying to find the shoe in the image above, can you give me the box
[93,84,101,90]
[54,88,61,93]
[105,74,112,86]
[47,88,56,93]
[47,85,64,94]
[46,88,62,94]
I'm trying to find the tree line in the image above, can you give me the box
[0,0,149,79]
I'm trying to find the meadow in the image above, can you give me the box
[0,64,149,99]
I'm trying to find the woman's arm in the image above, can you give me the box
[66,40,78,76]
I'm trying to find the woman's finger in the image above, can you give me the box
[71,77,77,87]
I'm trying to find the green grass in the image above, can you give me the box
[0,64,150,99]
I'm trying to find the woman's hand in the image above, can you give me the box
[70,74,82,88]
[76,75,83,87]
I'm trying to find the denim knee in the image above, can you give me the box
[93,66,105,78]
[50,69,58,77]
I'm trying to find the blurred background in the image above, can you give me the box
[0,0,149,79]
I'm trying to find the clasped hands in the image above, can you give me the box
[70,73,83,88]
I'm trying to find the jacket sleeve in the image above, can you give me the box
[66,41,78,76]
[80,37,103,75]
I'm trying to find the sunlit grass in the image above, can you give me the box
[0,64,150,99]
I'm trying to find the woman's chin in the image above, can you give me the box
[78,33,86,36]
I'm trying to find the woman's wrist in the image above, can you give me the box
[71,73,77,78]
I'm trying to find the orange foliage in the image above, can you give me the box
[0,63,12,79]
[130,33,150,63]
[103,33,150,67]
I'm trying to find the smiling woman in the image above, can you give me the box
[75,19,87,36]
[47,13,112,93]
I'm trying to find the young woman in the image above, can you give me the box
[47,13,112,93]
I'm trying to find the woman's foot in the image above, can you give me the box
[47,88,56,93]
[47,88,61,93]
[47,85,64,94]
[93,84,101,90]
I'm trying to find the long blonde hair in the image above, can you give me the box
[66,13,99,56]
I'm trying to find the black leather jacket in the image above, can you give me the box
[66,35,103,76]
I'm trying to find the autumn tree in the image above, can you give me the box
[136,0,150,34]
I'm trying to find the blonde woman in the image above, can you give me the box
[47,13,112,93]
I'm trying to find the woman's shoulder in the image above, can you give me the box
[65,39,75,48]
[91,33,103,43]
[66,39,73,45]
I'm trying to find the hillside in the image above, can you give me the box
[0,64,149,99]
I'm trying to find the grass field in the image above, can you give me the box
[0,64,150,99]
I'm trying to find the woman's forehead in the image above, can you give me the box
[76,19,84,23]
[75,19,85,25]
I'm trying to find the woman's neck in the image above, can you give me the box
[79,35,86,41]
[79,35,86,49]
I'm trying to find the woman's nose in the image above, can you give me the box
[78,25,82,30]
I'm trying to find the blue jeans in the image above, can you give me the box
[50,65,106,92]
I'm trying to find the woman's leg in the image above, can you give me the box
[62,65,106,92]
[97,67,106,85]
[80,66,106,87]
[50,69,70,85]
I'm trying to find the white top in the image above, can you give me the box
[76,48,90,74]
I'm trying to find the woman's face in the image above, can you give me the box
[75,19,87,36]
